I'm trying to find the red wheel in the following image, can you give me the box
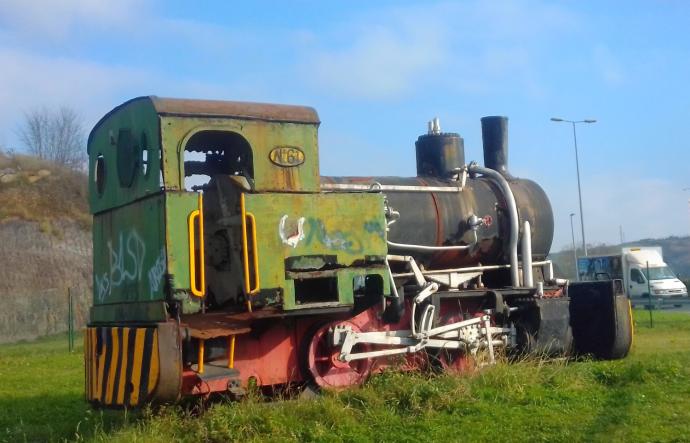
[305,321,372,390]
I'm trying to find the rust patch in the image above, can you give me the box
[182,314,251,340]
[151,97,320,124]
[416,177,443,244]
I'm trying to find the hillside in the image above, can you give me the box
[0,151,92,343]
[0,151,90,226]
[549,236,690,280]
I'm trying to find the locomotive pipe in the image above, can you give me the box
[481,116,511,177]
[392,260,554,278]
[387,230,477,252]
[522,220,533,287]
[468,162,520,287]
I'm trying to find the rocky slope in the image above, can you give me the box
[0,152,91,343]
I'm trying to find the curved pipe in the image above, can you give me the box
[468,163,520,287]
[522,220,533,287]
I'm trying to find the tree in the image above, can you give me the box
[18,106,86,170]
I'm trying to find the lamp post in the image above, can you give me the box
[551,117,597,256]
[680,188,690,294]
[570,212,578,281]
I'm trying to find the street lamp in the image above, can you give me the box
[551,117,597,256]
[570,212,578,281]
[683,188,690,236]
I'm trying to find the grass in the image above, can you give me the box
[1,311,689,442]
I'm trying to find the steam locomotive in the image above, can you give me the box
[84,97,632,407]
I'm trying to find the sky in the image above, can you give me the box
[1,0,689,251]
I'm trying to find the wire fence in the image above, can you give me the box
[0,286,90,345]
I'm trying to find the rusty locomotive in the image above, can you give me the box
[84,97,632,407]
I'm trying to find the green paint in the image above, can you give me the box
[88,97,161,214]
[164,192,203,314]
[90,301,168,323]
[244,192,388,309]
[364,220,386,240]
[303,218,364,254]
[92,194,166,308]
[159,115,320,192]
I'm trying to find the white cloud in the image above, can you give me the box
[0,44,263,149]
[305,21,449,100]
[550,173,689,249]
[302,0,580,101]
[0,48,151,146]
[0,0,146,38]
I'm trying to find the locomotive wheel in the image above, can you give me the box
[303,321,373,390]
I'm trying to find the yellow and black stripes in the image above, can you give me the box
[85,326,160,407]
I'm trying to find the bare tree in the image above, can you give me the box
[18,106,86,170]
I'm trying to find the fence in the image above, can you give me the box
[0,286,90,344]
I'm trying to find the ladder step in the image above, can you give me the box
[195,363,240,381]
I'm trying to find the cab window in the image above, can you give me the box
[630,268,646,284]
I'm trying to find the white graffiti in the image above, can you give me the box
[147,248,166,298]
[95,272,110,302]
[279,214,306,248]
[95,229,146,301]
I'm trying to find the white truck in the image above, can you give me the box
[577,246,688,307]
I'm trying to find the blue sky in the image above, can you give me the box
[1,0,689,250]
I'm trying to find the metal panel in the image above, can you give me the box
[150,96,319,124]
[243,192,387,309]
[85,325,164,407]
[90,301,168,323]
[164,192,200,293]
[92,194,167,308]
[160,116,320,193]
[88,98,161,214]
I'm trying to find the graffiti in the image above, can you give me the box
[363,220,386,241]
[96,229,146,301]
[278,215,371,254]
[95,273,110,302]
[305,218,363,254]
[147,248,166,298]
[279,215,306,248]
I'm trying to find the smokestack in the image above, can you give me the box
[481,116,510,177]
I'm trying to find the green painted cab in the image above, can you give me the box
[88,96,389,323]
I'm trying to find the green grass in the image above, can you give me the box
[2,311,690,442]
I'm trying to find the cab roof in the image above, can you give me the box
[90,96,320,144]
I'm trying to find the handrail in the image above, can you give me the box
[240,193,260,296]
[187,193,205,297]
[247,212,260,292]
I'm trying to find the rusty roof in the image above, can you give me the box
[150,96,320,124]
[90,96,320,144]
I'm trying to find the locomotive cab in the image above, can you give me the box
[85,97,391,406]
